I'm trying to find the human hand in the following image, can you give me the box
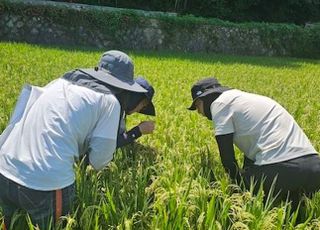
[138,121,155,135]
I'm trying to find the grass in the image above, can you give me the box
[1,42,320,229]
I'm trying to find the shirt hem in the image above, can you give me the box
[0,169,75,191]
[255,152,318,166]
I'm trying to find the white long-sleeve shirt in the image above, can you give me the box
[0,78,120,191]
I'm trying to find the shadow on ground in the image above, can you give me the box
[2,40,319,69]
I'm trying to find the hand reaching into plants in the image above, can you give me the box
[138,121,155,135]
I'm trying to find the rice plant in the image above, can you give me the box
[1,42,320,229]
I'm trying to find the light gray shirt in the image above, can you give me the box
[211,89,317,165]
[0,79,120,190]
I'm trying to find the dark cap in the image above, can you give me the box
[135,77,156,116]
[188,77,231,110]
[81,50,147,93]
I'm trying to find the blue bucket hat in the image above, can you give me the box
[135,77,156,116]
[80,50,147,93]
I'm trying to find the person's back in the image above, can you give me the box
[0,78,120,191]
[211,89,317,165]
[0,50,152,229]
[189,77,320,209]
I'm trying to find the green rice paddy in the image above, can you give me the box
[1,42,320,229]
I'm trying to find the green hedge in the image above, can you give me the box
[1,0,319,58]
[52,0,320,25]
[0,0,145,35]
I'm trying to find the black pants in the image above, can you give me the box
[0,173,75,229]
[242,154,320,208]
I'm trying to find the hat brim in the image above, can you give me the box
[79,68,147,93]
[187,86,230,110]
[139,102,156,116]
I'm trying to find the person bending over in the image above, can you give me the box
[116,77,156,148]
[0,50,154,229]
[188,77,320,208]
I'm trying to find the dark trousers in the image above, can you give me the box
[0,173,75,229]
[242,154,320,208]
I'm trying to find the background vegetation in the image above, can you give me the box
[52,0,320,25]
[1,42,320,229]
[2,0,320,59]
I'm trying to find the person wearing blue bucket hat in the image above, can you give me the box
[0,50,155,229]
[116,76,156,148]
[93,51,156,147]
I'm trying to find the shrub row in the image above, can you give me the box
[52,0,320,25]
[1,0,319,58]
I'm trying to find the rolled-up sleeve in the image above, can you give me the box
[88,95,120,170]
[89,137,116,170]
